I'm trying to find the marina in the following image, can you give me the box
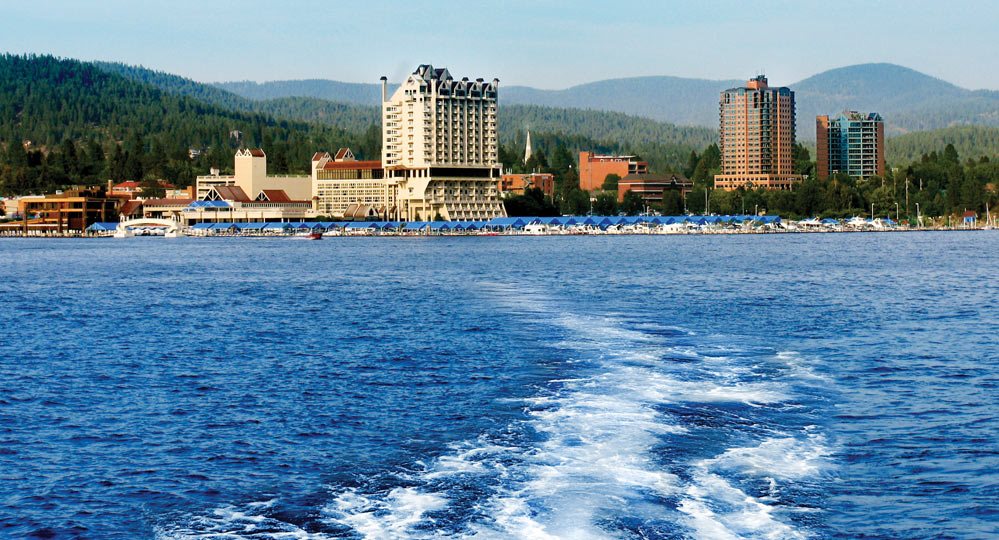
[2,213,986,238]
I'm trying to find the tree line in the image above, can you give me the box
[502,134,998,220]
[0,54,375,196]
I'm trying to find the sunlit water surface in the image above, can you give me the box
[1,232,996,539]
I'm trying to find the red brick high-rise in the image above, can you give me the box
[714,76,802,191]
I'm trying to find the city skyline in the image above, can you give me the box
[1,0,998,90]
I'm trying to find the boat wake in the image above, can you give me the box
[158,285,832,539]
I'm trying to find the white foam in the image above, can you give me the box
[423,439,519,480]
[678,435,831,540]
[323,487,448,539]
[706,435,831,481]
[215,286,827,540]
[155,500,329,539]
[774,351,831,383]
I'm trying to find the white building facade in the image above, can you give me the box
[381,65,505,221]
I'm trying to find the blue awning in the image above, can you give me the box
[187,200,231,209]
[86,222,120,232]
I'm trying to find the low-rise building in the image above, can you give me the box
[11,187,120,232]
[500,173,555,197]
[110,179,177,199]
[181,185,313,225]
[618,173,692,205]
[195,148,311,201]
[142,198,195,220]
[578,152,648,191]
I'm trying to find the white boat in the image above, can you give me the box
[523,223,548,235]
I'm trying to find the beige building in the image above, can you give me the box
[196,148,312,201]
[312,149,398,219]
[715,76,802,191]
[188,148,316,224]
[381,64,505,221]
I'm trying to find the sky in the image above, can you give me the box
[1,0,997,90]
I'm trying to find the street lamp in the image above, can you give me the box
[894,202,899,223]
[916,202,921,228]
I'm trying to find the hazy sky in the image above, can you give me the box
[2,0,997,89]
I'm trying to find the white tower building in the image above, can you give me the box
[381,65,506,221]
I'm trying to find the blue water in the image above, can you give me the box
[1,233,996,539]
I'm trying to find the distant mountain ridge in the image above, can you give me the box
[212,63,999,137]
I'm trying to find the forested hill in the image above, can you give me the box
[214,79,388,105]
[886,125,999,164]
[94,61,383,136]
[0,55,364,154]
[0,54,373,194]
[0,55,711,195]
[99,62,719,174]
[3,54,998,202]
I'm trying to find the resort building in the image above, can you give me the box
[714,76,802,191]
[578,152,649,191]
[500,172,555,198]
[109,179,177,199]
[312,149,398,220]
[617,173,692,204]
[141,198,195,220]
[816,111,885,181]
[381,64,505,221]
[181,185,313,225]
[186,148,315,224]
[9,187,120,233]
[195,148,311,201]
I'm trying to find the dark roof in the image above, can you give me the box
[213,185,251,202]
[323,160,382,171]
[258,190,292,203]
[120,200,143,216]
[248,148,266,158]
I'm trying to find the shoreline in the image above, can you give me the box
[1,226,992,239]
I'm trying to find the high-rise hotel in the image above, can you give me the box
[714,76,802,191]
[816,111,885,181]
[381,65,506,221]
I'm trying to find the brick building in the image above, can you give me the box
[618,173,692,205]
[500,172,555,198]
[578,152,648,191]
[714,76,802,191]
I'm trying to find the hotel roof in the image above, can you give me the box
[323,160,382,170]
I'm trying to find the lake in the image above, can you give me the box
[1,232,996,539]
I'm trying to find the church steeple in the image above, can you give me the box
[524,130,533,164]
